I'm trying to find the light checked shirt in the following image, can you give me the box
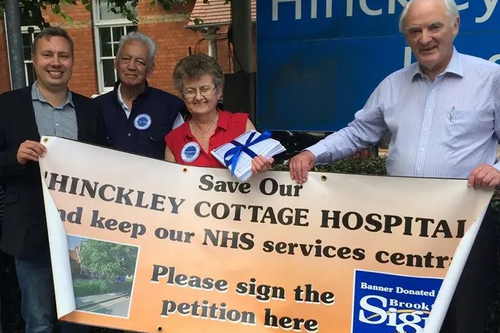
[31,81,78,140]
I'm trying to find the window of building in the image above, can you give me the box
[93,0,137,94]
[21,27,40,86]
[4,8,42,88]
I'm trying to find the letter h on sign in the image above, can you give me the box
[272,0,333,20]
[273,0,301,20]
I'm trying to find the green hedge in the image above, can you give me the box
[286,156,388,175]
[73,280,133,298]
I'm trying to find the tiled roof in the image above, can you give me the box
[188,0,256,27]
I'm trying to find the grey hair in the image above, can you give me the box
[116,31,157,71]
[173,53,225,92]
[399,0,459,34]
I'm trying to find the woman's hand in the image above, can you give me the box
[251,155,274,174]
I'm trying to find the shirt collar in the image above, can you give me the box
[216,109,230,130]
[31,81,74,108]
[116,83,130,112]
[113,79,150,98]
[411,47,463,80]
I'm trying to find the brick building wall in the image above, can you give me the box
[0,0,243,97]
[44,2,98,97]
[134,1,204,94]
[0,2,98,95]
[0,23,11,94]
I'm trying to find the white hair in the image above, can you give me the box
[399,0,459,34]
[116,31,157,72]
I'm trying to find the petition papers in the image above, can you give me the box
[212,130,286,182]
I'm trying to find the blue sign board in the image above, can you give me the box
[256,0,500,131]
[352,270,443,333]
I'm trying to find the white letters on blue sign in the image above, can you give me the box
[311,0,333,19]
[456,1,469,11]
[347,0,409,17]
[272,0,498,22]
[476,0,498,23]
[347,0,409,16]
[360,0,383,15]
[358,295,429,333]
[404,46,412,68]
[272,0,301,20]
[388,0,409,14]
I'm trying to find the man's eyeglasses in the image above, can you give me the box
[183,85,216,99]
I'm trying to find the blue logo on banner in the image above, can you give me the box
[352,270,443,333]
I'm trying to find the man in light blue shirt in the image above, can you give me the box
[290,0,500,188]
[289,0,500,332]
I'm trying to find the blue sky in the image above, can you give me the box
[67,235,84,250]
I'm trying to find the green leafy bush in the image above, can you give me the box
[312,156,387,175]
[73,280,114,297]
[273,156,387,175]
[73,279,133,297]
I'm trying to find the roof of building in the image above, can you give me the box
[188,0,256,28]
[68,249,80,262]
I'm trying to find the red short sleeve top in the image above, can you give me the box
[165,110,249,167]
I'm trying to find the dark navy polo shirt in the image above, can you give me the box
[96,81,186,160]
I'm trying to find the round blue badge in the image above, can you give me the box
[134,114,152,130]
[181,142,201,163]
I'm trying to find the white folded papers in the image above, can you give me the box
[211,130,286,182]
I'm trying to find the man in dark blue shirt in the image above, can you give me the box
[96,31,186,160]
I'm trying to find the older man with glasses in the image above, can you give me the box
[289,0,500,332]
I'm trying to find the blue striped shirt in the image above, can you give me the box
[308,49,500,178]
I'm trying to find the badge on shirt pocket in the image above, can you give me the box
[134,114,152,130]
[181,142,201,162]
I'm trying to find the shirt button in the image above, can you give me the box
[427,109,432,112]
[419,148,424,152]
[127,133,131,137]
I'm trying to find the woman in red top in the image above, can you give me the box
[165,53,272,173]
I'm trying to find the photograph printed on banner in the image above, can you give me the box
[67,235,140,318]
